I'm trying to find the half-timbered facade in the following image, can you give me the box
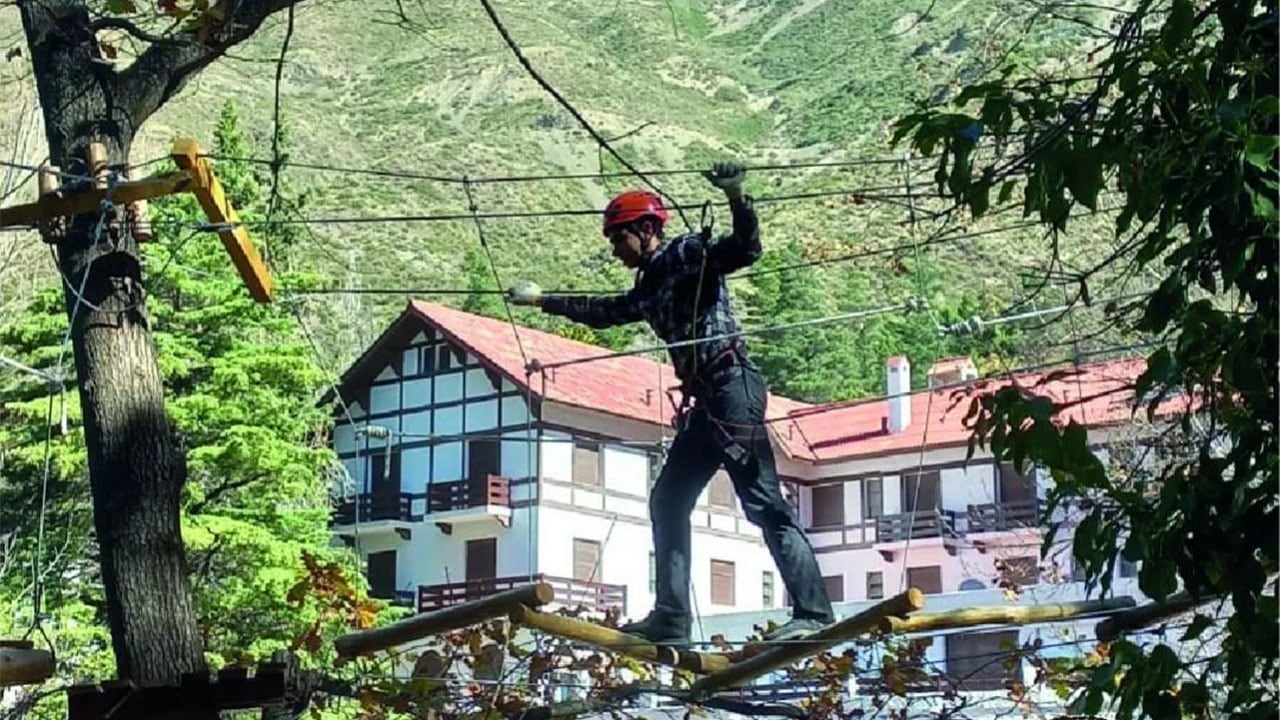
[327,301,793,618]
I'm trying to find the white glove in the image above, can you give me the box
[506,281,543,307]
[704,161,747,200]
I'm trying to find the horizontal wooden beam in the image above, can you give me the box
[0,640,55,687]
[688,588,926,697]
[334,582,554,658]
[879,597,1137,634]
[1095,592,1210,642]
[66,663,286,720]
[0,171,200,227]
[170,138,274,303]
[509,604,731,674]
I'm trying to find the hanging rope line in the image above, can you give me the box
[474,0,693,232]
[198,153,919,186]
[531,299,924,373]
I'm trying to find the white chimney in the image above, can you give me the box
[886,356,911,433]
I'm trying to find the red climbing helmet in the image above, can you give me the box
[602,190,669,237]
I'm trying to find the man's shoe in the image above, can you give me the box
[618,612,690,646]
[761,616,832,642]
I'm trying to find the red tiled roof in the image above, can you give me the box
[342,303,1157,466]
[408,301,810,428]
[773,357,1157,463]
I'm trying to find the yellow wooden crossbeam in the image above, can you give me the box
[0,138,274,303]
[0,171,200,227]
[170,139,273,303]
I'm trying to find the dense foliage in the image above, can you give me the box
[895,1,1278,718]
[0,102,385,716]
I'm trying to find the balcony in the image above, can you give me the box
[418,574,627,615]
[967,499,1044,533]
[332,492,422,540]
[873,509,959,561]
[427,475,512,532]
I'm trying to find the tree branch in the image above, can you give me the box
[88,16,186,46]
[121,0,309,125]
[189,472,267,515]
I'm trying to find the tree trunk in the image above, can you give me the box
[19,0,206,686]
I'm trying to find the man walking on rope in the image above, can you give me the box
[506,163,835,644]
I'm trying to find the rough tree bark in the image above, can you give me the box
[16,0,308,688]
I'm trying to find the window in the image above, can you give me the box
[572,442,600,486]
[367,551,397,600]
[811,483,845,527]
[711,560,735,605]
[762,571,775,607]
[902,470,941,513]
[573,539,602,582]
[866,571,884,600]
[468,439,501,481]
[822,575,844,602]
[946,631,1021,691]
[648,553,656,593]
[863,478,884,519]
[1003,556,1039,586]
[906,565,943,594]
[465,539,497,582]
[999,463,1036,503]
[709,471,735,510]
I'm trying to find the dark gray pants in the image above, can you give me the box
[649,362,834,631]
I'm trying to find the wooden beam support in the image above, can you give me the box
[509,604,731,675]
[334,583,554,658]
[0,640,55,687]
[170,138,274,303]
[879,597,1137,634]
[66,662,287,720]
[0,171,201,227]
[1095,592,1212,642]
[688,588,926,697]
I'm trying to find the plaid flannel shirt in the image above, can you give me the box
[541,196,761,383]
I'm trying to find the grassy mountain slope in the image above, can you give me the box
[1,0,1129,395]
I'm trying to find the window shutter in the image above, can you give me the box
[709,471,735,509]
[572,442,600,486]
[866,571,884,599]
[573,539,601,582]
[906,565,943,594]
[710,560,735,605]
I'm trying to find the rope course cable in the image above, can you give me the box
[474,0,695,232]
[140,184,927,230]
[198,153,922,186]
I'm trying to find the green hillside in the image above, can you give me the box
[1,0,1131,401]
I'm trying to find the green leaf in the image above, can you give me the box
[1249,186,1278,222]
[106,0,138,13]
[1243,135,1278,171]
[1181,613,1214,641]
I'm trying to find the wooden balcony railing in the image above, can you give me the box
[428,475,510,513]
[875,509,958,543]
[967,499,1043,533]
[332,492,421,525]
[418,574,626,614]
